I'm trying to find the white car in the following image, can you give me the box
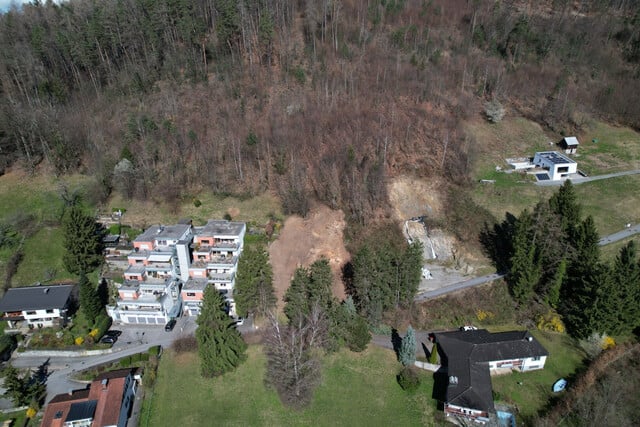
[234,317,245,326]
[460,325,478,331]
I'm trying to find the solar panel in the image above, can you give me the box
[538,151,575,164]
[536,173,550,181]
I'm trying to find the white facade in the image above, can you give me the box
[533,151,577,180]
[22,308,65,327]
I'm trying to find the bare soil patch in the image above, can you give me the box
[268,205,349,309]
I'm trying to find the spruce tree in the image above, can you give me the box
[196,286,247,377]
[234,247,275,318]
[399,326,416,366]
[546,258,566,309]
[612,241,640,334]
[508,210,541,304]
[284,267,311,322]
[78,271,102,325]
[62,206,104,275]
[549,180,581,237]
[308,258,333,309]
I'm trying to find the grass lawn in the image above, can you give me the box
[141,346,437,427]
[11,227,73,285]
[577,122,640,174]
[491,331,586,423]
[108,191,282,228]
[0,409,27,426]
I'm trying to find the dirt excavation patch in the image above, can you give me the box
[269,205,348,309]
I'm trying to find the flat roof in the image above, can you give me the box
[536,151,576,164]
[183,278,208,291]
[0,284,74,312]
[135,224,191,242]
[195,220,245,238]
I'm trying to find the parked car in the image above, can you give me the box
[105,330,122,338]
[164,319,177,332]
[234,317,245,326]
[460,325,478,331]
[100,336,117,344]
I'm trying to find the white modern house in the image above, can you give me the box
[533,151,577,181]
[0,284,74,328]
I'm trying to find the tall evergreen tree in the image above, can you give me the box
[508,210,541,304]
[62,206,104,275]
[399,325,416,366]
[196,286,247,377]
[78,271,102,325]
[612,241,640,334]
[308,258,333,309]
[284,267,311,322]
[549,180,581,238]
[546,258,566,309]
[234,247,275,318]
[398,241,424,306]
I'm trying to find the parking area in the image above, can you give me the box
[109,316,197,349]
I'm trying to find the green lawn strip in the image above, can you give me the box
[578,122,640,174]
[490,331,585,421]
[574,175,640,235]
[12,227,72,285]
[144,346,434,427]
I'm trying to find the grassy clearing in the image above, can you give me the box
[107,191,281,228]
[577,122,640,174]
[11,227,71,285]
[574,175,640,235]
[142,346,436,427]
[600,236,640,261]
[491,331,585,423]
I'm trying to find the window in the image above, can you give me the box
[533,356,541,361]
[26,311,36,315]
[46,309,54,313]
[187,292,196,297]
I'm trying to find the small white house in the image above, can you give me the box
[0,284,74,328]
[560,136,580,154]
[533,151,577,180]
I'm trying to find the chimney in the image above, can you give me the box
[102,378,108,389]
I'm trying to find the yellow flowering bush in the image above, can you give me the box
[75,336,85,345]
[26,407,37,418]
[602,335,615,350]
[475,309,495,322]
[89,328,99,337]
[536,311,566,333]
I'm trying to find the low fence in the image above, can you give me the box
[414,360,440,372]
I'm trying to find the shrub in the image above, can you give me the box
[119,356,132,367]
[95,314,112,338]
[536,311,565,333]
[397,366,421,392]
[172,335,197,354]
[429,343,439,364]
[193,198,202,208]
[484,99,506,123]
[74,336,84,345]
[148,345,162,356]
[26,407,36,418]
[89,328,99,338]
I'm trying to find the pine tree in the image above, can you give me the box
[196,286,247,377]
[78,271,102,325]
[346,315,371,352]
[399,326,416,366]
[284,267,311,322]
[398,241,424,306]
[308,258,333,308]
[508,210,541,304]
[612,241,640,334]
[546,258,566,309]
[549,180,581,238]
[62,206,104,275]
[234,247,275,318]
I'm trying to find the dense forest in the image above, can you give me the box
[1,0,639,223]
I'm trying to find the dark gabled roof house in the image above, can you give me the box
[434,330,548,424]
[0,284,74,313]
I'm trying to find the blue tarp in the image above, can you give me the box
[553,378,567,392]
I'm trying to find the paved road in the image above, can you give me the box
[414,273,505,301]
[598,223,640,246]
[535,169,640,186]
